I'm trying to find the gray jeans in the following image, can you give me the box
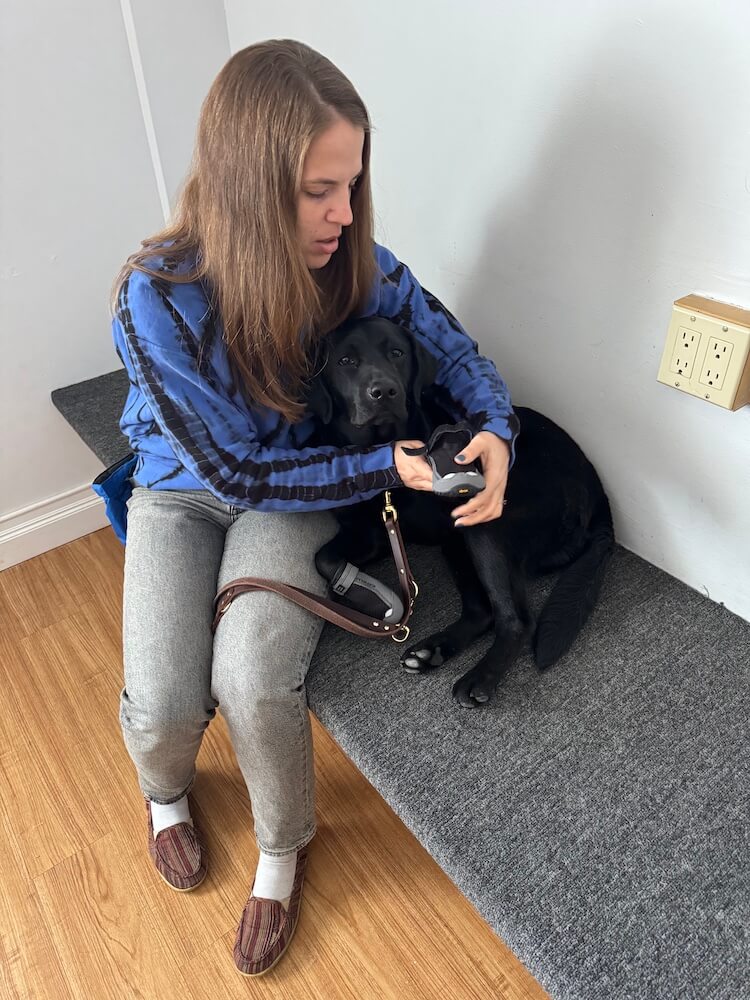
[121,486,337,855]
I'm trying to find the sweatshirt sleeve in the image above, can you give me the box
[113,270,400,511]
[371,244,520,464]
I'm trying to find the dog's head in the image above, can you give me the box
[307,317,439,446]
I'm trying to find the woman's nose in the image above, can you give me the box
[327,190,354,227]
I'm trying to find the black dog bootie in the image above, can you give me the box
[402,422,485,498]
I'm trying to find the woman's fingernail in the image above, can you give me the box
[456,454,466,463]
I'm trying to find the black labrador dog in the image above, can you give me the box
[307,317,614,708]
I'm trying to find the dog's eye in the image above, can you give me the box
[337,355,356,367]
[390,348,404,358]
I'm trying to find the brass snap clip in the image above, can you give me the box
[382,489,398,523]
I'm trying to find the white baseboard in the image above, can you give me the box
[0,484,111,571]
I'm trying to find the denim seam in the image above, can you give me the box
[143,774,195,805]
[295,614,323,842]
[256,826,317,857]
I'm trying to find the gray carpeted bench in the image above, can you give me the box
[53,370,749,1000]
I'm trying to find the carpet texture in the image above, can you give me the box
[52,369,129,467]
[307,544,749,1000]
[53,372,749,998]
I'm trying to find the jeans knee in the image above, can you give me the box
[213,669,306,720]
[120,687,214,747]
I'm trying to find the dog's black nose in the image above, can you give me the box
[367,382,399,401]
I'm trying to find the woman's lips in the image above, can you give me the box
[316,237,339,253]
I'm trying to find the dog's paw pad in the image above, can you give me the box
[401,645,443,673]
[452,673,495,708]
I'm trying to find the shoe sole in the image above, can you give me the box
[155,866,207,893]
[235,910,300,978]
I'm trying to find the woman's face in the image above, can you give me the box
[297,117,364,269]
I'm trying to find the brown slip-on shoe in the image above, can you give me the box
[146,799,207,892]
[233,847,309,977]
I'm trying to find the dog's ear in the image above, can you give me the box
[306,379,333,424]
[305,349,334,424]
[410,335,440,406]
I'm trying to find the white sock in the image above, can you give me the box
[150,795,193,837]
[252,849,298,907]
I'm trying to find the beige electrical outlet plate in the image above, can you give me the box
[657,295,750,410]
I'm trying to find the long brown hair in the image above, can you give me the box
[112,39,376,422]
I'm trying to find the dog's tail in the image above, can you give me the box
[533,494,615,669]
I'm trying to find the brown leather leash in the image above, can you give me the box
[211,491,418,642]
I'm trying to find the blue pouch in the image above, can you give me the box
[92,452,137,544]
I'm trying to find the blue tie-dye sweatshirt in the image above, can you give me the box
[111,242,518,513]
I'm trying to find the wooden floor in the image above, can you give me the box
[0,528,548,1000]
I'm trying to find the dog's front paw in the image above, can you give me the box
[400,632,457,673]
[451,668,497,708]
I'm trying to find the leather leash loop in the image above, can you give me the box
[211,492,417,641]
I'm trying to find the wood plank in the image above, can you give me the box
[0,787,72,1000]
[0,540,97,639]
[34,834,193,1000]
[0,625,111,876]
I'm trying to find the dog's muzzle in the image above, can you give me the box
[350,384,408,427]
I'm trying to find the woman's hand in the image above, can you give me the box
[450,431,511,527]
[394,440,433,491]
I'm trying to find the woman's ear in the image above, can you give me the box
[410,336,440,406]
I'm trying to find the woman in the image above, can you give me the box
[107,38,517,977]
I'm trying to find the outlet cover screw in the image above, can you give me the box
[722,325,728,332]
[690,315,696,322]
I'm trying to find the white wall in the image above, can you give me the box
[0,1,229,566]
[224,0,750,621]
[126,0,232,213]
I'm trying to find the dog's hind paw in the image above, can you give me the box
[451,669,496,708]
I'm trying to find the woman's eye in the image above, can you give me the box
[390,348,404,358]
[306,191,327,200]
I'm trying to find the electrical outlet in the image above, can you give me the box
[657,295,750,410]
[668,327,703,379]
[698,339,733,390]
